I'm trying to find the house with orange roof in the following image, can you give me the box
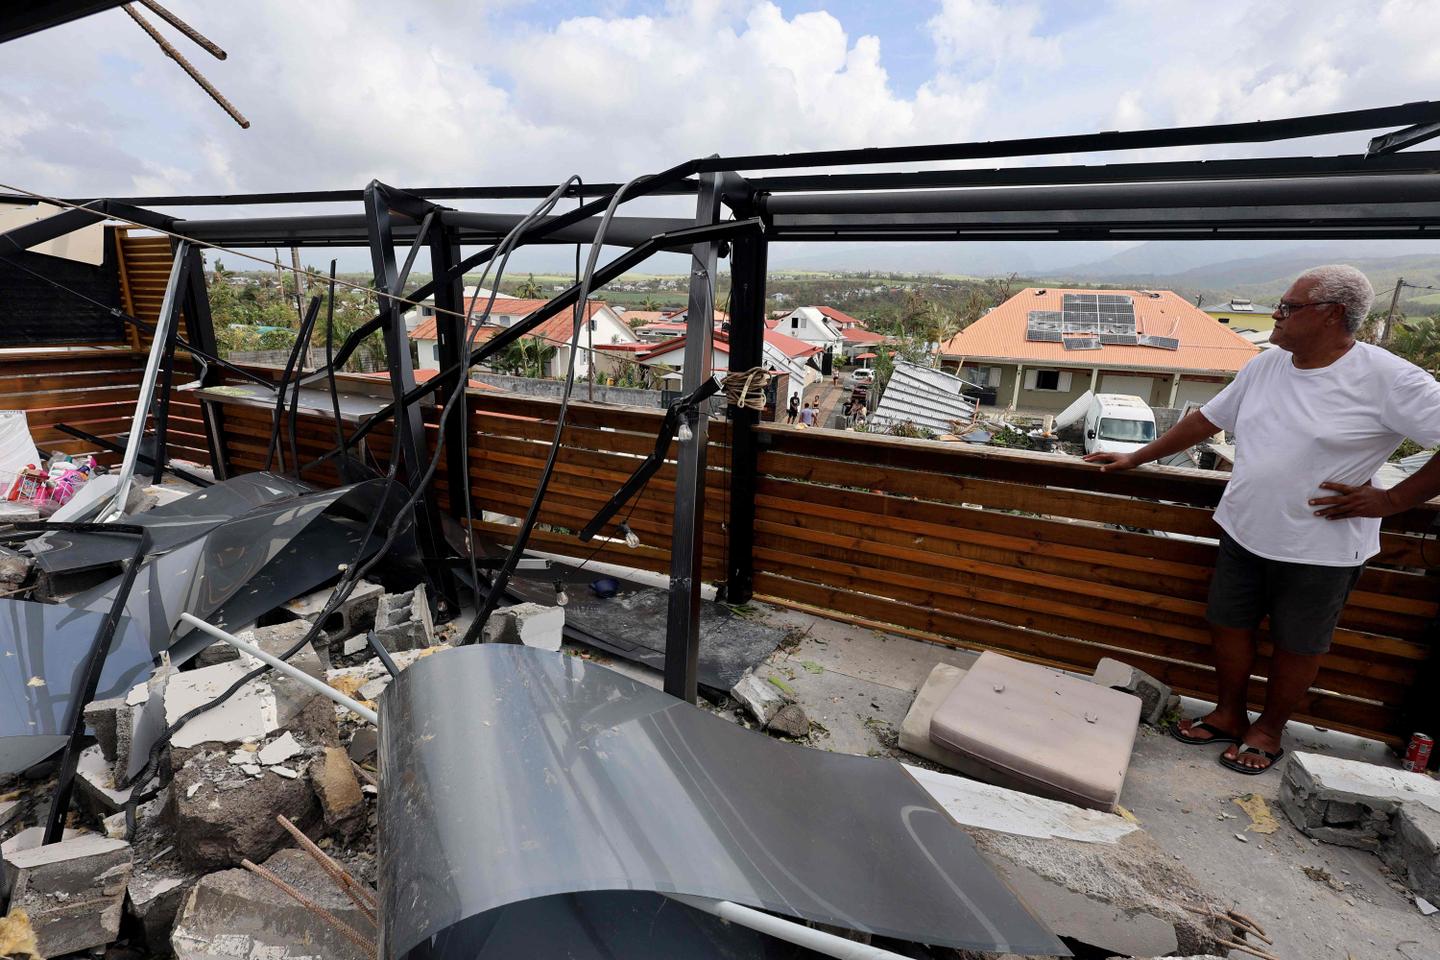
[408,297,638,380]
[936,288,1259,412]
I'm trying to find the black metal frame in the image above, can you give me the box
[11,99,1440,703]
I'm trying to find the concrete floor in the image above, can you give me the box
[720,603,1440,960]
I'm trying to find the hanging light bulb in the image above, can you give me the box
[553,579,569,607]
[620,521,641,549]
[677,417,693,442]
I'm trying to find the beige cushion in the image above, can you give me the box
[929,651,1140,811]
[898,664,974,770]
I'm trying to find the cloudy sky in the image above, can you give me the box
[4,0,1439,273]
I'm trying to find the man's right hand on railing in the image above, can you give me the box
[1082,451,1142,472]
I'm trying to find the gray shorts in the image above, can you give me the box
[1206,531,1364,655]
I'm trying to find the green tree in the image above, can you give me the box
[515,274,543,298]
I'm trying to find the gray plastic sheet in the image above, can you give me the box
[0,598,129,774]
[29,473,312,574]
[69,478,395,701]
[379,646,1063,959]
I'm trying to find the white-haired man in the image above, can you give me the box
[1085,265,1440,774]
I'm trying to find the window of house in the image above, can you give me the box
[1023,369,1072,392]
[791,316,803,329]
[588,318,597,332]
[432,344,440,363]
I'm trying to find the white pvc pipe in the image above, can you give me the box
[664,894,912,960]
[178,612,379,725]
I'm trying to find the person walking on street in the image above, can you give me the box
[1084,265,1440,774]
[786,393,800,424]
[799,401,818,427]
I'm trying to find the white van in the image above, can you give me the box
[1081,393,1156,455]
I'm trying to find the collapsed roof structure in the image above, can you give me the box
[3,26,1440,948]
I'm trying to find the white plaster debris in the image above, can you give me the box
[256,732,302,766]
[1418,896,1438,916]
[904,765,1139,844]
[1290,752,1440,816]
[271,766,300,780]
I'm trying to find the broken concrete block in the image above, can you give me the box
[171,848,371,960]
[0,545,33,586]
[312,746,364,840]
[347,727,378,763]
[731,670,787,726]
[1279,751,1440,850]
[372,583,435,651]
[283,578,383,645]
[768,703,810,738]
[128,873,191,952]
[256,731,303,766]
[481,601,565,652]
[0,796,27,831]
[83,696,128,762]
[1379,801,1440,904]
[1091,656,1177,726]
[76,744,132,814]
[165,625,336,758]
[167,751,320,871]
[2,833,132,957]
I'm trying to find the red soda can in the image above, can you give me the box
[1403,732,1434,772]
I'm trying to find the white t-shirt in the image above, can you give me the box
[1200,342,1440,566]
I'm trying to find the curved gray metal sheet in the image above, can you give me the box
[379,646,1062,958]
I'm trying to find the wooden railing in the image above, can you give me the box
[196,371,1439,744]
[749,425,1439,745]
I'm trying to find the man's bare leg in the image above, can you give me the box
[1178,625,1256,741]
[1223,648,1324,770]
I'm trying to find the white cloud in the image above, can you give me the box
[928,0,1059,74]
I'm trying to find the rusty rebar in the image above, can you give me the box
[136,0,226,59]
[241,858,375,958]
[122,4,249,129]
[276,815,379,922]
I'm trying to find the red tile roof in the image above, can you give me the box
[408,299,612,345]
[816,305,862,327]
[938,288,1258,373]
[764,328,824,359]
[842,327,885,344]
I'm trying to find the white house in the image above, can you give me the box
[408,297,637,379]
[636,329,824,408]
[400,286,515,331]
[775,306,845,354]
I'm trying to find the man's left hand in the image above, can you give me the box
[1310,482,1400,519]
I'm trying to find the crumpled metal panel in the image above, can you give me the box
[68,478,395,701]
[0,598,129,774]
[378,646,1063,959]
[29,473,312,574]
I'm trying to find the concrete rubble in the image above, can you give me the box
[1090,656,1179,727]
[481,600,564,651]
[282,578,383,647]
[171,848,372,960]
[370,583,435,651]
[730,668,810,737]
[1280,750,1440,904]
[1,831,132,957]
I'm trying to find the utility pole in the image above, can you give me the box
[290,247,307,326]
[1382,278,1404,346]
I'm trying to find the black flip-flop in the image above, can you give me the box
[1219,744,1285,775]
[1170,720,1241,746]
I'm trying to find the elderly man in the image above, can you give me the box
[1085,265,1440,774]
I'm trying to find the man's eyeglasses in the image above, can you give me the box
[1275,300,1343,318]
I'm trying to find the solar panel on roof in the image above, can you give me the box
[1026,329,1063,342]
[1063,337,1103,351]
[1099,334,1139,345]
[1137,334,1180,351]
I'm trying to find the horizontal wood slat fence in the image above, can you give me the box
[26,344,1430,745]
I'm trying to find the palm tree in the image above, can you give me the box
[516,274,543,299]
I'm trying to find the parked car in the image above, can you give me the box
[851,367,875,385]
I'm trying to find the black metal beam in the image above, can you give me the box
[362,181,457,615]
[751,150,1440,193]
[665,171,725,704]
[65,181,703,208]
[0,0,124,44]
[704,100,1440,171]
[1368,121,1440,156]
[722,230,767,605]
[0,205,106,254]
[179,244,230,479]
[428,222,469,522]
